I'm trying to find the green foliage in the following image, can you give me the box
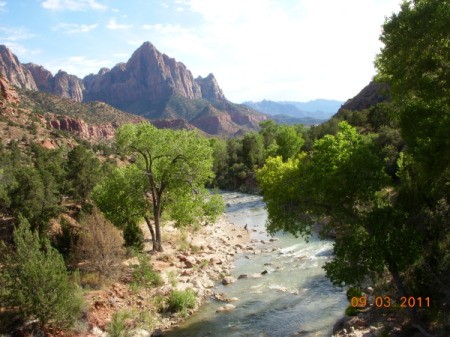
[123,222,145,252]
[9,165,61,235]
[66,145,102,203]
[210,121,305,191]
[345,305,360,317]
[93,166,148,230]
[346,287,362,300]
[115,123,217,251]
[375,0,450,319]
[0,217,84,328]
[132,254,163,288]
[167,289,196,314]
[257,122,388,241]
[107,310,132,337]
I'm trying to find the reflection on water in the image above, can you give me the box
[166,192,347,337]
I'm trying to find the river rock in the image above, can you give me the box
[131,329,151,337]
[222,276,236,285]
[151,329,163,337]
[91,327,107,337]
[216,303,236,312]
[344,317,366,330]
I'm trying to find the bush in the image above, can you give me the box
[107,310,132,337]
[345,305,360,316]
[132,254,163,288]
[167,289,196,313]
[0,217,84,328]
[73,208,125,280]
[346,287,362,300]
[123,222,144,252]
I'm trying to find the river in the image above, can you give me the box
[166,192,347,337]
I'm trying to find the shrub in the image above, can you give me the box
[346,287,362,300]
[0,216,84,328]
[73,208,125,280]
[107,310,132,337]
[123,222,144,252]
[345,305,360,316]
[167,289,196,314]
[132,254,163,289]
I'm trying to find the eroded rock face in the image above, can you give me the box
[83,42,204,113]
[0,76,20,106]
[23,63,53,92]
[48,117,115,139]
[0,45,37,90]
[53,70,85,102]
[151,118,197,131]
[195,73,226,102]
[24,64,85,102]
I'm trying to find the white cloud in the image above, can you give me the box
[160,0,401,102]
[2,42,41,58]
[41,0,107,11]
[0,1,6,12]
[106,18,132,30]
[141,24,187,34]
[44,56,112,78]
[0,26,36,42]
[52,23,98,34]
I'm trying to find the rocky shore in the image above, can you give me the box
[84,215,250,336]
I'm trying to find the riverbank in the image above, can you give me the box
[83,215,250,336]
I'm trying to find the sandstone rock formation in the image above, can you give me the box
[83,42,204,113]
[24,64,85,102]
[48,117,116,139]
[1,42,268,136]
[0,76,20,107]
[0,45,37,90]
[195,73,226,102]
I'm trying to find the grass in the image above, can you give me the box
[167,289,196,314]
[131,254,163,289]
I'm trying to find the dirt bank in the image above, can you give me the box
[83,215,250,336]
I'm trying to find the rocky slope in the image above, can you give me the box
[1,76,144,146]
[338,81,390,113]
[0,43,266,136]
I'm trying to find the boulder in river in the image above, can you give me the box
[222,276,236,285]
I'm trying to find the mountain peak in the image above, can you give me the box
[0,45,37,90]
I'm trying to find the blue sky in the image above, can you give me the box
[1,0,401,103]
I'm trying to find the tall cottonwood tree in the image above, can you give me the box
[113,123,220,252]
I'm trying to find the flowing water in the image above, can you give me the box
[166,192,347,337]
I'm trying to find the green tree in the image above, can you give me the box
[92,165,149,249]
[66,145,102,204]
[375,0,450,184]
[115,123,221,252]
[375,0,450,317]
[259,121,304,161]
[0,217,84,329]
[9,166,61,236]
[257,122,418,292]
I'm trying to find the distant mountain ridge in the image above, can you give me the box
[0,43,267,136]
[242,99,343,124]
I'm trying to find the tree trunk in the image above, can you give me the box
[144,215,156,250]
[153,201,163,252]
[385,254,408,298]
